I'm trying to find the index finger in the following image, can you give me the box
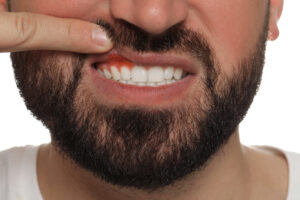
[0,11,113,53]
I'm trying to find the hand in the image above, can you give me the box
[0,1,113,53]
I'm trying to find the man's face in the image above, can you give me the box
[11,0,269,190]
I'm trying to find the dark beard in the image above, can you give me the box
[10,4,269,191]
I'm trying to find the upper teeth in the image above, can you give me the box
[96,64,188,86]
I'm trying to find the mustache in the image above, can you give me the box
[96,19,214,69]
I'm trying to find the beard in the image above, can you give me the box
[10,5,269,191]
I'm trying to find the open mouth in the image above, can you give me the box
[92,54,191,87]
[87,51,198,107]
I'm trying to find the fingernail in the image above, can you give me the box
[92,27,112,48]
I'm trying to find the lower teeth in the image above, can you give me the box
[120,79,177,87]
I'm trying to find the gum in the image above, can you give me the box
[96,54,172,73]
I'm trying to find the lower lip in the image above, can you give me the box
[89,66,197,107]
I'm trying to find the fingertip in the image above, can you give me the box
[91,26,113,51]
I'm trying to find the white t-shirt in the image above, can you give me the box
[0,145,299,200]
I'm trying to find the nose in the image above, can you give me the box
[110,0,188,34]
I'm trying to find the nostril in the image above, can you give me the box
[110,0,188,35]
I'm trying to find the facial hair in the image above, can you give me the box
[10,4,269,191]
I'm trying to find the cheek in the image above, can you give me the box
[188,0,267,75]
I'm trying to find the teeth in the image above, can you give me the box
[127,80,135,85]
[174,68,183,80]
[166,79,173,84]
[120,67,131,80]
[97,65,188,87]
[137,82,146,86]
[111,66,121,80]
[157,80,167,86]
[164,67,174,80]
[97,69,105,76]
[132,66,147,82]
[147,82,156,86]
[103,69,112,79]
[148,67,164,82]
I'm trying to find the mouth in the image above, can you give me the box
[87,49,199,107]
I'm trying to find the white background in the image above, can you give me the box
[0,1,299,152]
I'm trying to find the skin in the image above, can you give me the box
[3,0,288,199]
[0,0,113,52]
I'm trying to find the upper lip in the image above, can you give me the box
[87,49,199,74]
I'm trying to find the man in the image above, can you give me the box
[0,0,299,199]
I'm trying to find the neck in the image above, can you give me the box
[37,129,252,200]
